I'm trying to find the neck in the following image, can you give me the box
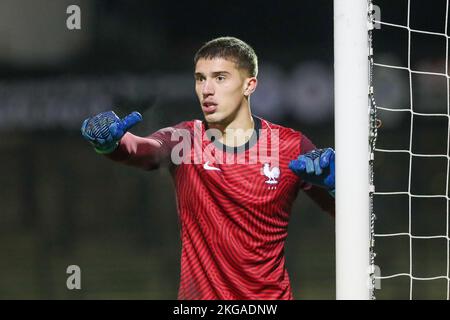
[208,101,254,147]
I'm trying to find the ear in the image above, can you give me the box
[244,77,257,97]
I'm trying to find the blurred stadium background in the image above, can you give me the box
[0,0,446,299]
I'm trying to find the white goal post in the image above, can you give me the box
[334,0,372,299]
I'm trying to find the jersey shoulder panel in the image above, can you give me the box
[259,118,317,156]
[259,118,303,156]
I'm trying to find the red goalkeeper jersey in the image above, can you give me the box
[108,116,334,299]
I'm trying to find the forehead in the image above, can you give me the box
[194,57,240,74]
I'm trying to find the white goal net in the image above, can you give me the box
[371,0,450,299]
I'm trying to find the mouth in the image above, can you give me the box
[202,102,218,114]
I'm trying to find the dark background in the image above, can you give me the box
[0,0,447,299]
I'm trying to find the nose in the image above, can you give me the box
[202,79,214,96]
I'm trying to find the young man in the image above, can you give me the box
[81,37,335,300]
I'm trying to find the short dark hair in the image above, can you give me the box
[194,37,258,77]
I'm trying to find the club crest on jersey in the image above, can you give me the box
[263,163,280,189]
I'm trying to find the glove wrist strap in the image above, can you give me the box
[94,141,119,154]
[328,188,335,198]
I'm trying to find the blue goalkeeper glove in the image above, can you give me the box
[81,111,142,154]
[289,148,335,197]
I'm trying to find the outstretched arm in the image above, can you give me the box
[105,132,169,170]
[81,110,172,171]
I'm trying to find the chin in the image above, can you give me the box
[203,113,223,124]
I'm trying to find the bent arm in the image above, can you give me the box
[297,134,335,217]
[304,186,335,217]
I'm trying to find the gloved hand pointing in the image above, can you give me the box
[81,111,142,154]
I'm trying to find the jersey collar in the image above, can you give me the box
[203,116,262,154]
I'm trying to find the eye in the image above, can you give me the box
[216,75,226,82]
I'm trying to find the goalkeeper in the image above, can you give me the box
[81,36,335,300]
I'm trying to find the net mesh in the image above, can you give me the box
[371,0,450,299]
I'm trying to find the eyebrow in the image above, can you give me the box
[194,71,231,77]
